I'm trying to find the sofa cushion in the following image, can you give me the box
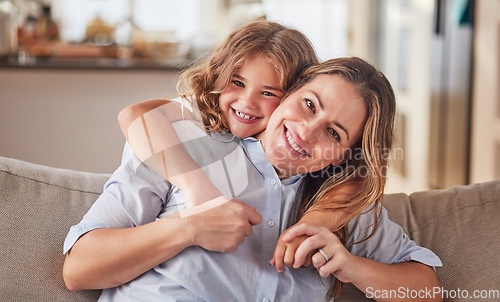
[386,181,500,298]
[0,156,107,302]
[340,181,500,301]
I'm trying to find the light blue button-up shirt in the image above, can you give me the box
[64,121,441,302]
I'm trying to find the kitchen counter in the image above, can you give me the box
[0,56,190,71]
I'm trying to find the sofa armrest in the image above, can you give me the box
[339,181,500,301]
[0,156,109,301]
[387,181,500,298]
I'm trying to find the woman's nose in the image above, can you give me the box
[299,119,321,143]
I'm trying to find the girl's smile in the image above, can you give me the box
[231,108,260,123]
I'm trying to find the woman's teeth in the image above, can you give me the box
[234,109,257,120]
[286,130,308,155]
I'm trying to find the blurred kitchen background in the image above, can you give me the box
[0,0,498,194]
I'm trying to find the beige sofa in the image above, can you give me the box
[0,155,499,302]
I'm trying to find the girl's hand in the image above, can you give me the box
[183,198,262,252]
[270,229,313,273]
[285,223,359,282]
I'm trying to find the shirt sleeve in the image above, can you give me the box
[63,144,171,254]
[346,205,442,268]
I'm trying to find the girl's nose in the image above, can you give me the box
[239,90,257,109]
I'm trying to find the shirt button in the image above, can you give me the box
[271,180,277,185]
[268,220,275,227]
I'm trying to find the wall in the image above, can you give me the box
[263,0,348,61]
[470,0,500,183]
[0,68,181,173]
[348,0,435,194]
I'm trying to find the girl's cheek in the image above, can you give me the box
[222,111,230,121]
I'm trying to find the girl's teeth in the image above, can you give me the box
[235,109,256,120]
[286,130,307,155]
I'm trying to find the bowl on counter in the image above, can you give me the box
[142,31,190,66]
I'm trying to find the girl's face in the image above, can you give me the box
[257,74,367,179]
[219,53,283,138]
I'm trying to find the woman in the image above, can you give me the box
[63,57,442,301]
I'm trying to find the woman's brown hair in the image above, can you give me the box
[177,20,319,132]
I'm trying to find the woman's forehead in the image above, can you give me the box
[291,74,358,100]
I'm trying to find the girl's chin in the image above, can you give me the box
[231,123,259,138]
[232,128,251,138]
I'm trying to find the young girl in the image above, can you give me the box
[118,20,318,208]
[63,57,441,301]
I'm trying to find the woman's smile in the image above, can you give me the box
[284,126,310,157]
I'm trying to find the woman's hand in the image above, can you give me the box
[282,223,358,282]
[271,210,351,272]
[271,229,312,273]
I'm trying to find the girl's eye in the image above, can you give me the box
[262,91,277,97]
[305,99,316,113]
[233,80,244,87]
[328,128,341,142]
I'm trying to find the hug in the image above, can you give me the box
[63,21,442,301]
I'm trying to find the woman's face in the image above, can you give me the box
[257,74,367,179]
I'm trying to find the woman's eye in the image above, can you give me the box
[305,99,316,113]
[262,91,277,97]
[328,128,341,142]
[233,80,244,87]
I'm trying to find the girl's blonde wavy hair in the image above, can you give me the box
[176,20,319,132]
[288,57,396,299]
